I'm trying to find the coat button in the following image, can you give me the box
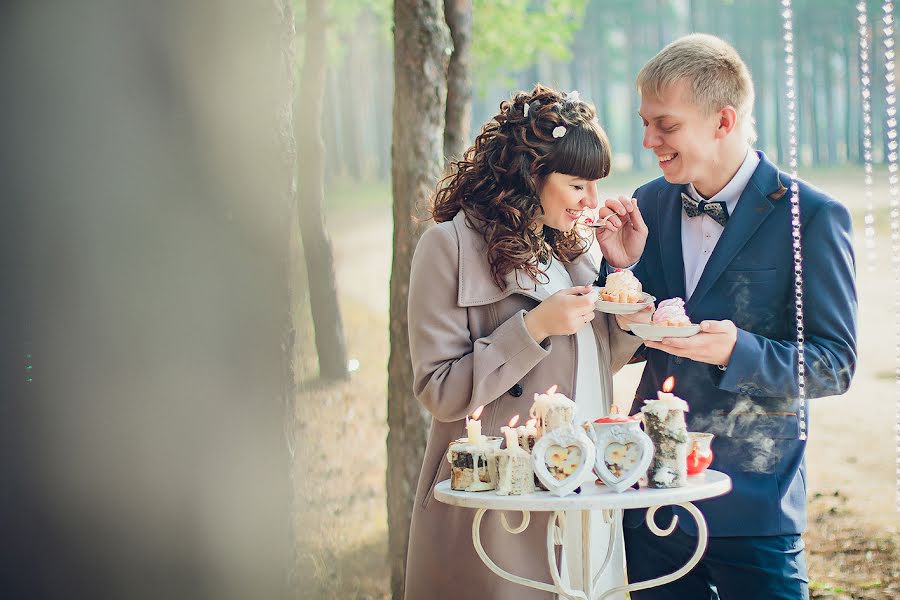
[509,384,523,397]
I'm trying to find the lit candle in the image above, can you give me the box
[529,384,575,435]
[502,415,520,450]
[654,376,689,411]
[467,405,484,445]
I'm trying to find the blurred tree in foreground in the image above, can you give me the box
[1,0,295,597]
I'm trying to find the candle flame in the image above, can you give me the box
[662,376,675,393]
[526,418,537,428]
[507,415,520,428]
[546,384,558,395]
[471,405,484,420]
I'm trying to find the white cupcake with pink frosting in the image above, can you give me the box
[651,298,693,327]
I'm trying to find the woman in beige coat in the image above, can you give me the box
[404,85,649,600]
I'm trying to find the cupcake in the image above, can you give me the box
[600,269,644,303]
[652,298,692,327]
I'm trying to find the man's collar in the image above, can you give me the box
[685,147,760,214]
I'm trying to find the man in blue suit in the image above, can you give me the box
[596,34,857,599]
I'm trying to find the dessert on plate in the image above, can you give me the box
[599,269,644,303]
[651,297,693,326]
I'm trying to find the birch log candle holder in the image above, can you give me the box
[641,376,690,489]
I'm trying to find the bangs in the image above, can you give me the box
[541,120,611,181]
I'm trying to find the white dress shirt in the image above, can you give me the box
[681,149,760,300]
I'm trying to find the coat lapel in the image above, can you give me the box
[685,153,781,311]
[453,211,549,306]
[658,185,687,299]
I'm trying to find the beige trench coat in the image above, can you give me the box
[404,211,643,600]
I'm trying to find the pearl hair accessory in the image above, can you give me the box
[552,126,567,139]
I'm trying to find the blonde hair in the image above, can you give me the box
[637,34,757,143]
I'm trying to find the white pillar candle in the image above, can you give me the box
[466,405,485,445]
[502,426,518,450]
[501,415,520,450]
[467,418,482,445]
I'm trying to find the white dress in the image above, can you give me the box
[539,258,626,600]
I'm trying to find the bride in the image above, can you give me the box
[403,84,649,600]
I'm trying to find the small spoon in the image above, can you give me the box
[580,213,616,228]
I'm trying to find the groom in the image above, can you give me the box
[597,34,857,599]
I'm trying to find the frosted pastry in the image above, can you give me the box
[600,269,643,303]
[652,297,692,326]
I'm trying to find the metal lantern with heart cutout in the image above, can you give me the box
[531,424,596,496]
[586,414,654,493]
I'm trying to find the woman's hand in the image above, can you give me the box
[614,305,653,332]
[524,285,598,342]
[596,197,648,268]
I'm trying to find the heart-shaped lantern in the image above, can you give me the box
[532,424,596,496]
[586,414,654,493]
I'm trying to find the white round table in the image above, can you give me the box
[433,469,731,600]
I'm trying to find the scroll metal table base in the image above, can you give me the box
[471,502,708,600]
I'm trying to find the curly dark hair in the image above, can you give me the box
[431,84,612,289]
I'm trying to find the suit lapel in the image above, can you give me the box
[685,154,779,311]
[658,185,687,299]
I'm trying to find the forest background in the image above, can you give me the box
[295,1,900,600]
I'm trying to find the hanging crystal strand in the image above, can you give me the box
[860,1,878,270]
[782,0,806,440]
[881,0,900,511]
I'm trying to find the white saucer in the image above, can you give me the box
[629,323,701,341]
[593,291,655,315]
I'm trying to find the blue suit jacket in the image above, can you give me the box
[616,151,857,537]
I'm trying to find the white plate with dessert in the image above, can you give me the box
[594,292,656,314]
[594,269,654,314]
[629,323,701,341]
[629,298,701,341]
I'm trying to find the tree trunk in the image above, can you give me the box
[740,0,766,152]
[773,3,785,164]
[627,14,644,171]
[810,41,822,165]
[688,0,700,32]
[823,33,836,164]
[342,29,367,180]
[444,0,472,163]
[844,21,855,163]
[389,1,449,598]
[376,33,393,180]
[297,0,349,382]
[324,66,342,181]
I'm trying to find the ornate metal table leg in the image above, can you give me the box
[470,508,587,599]
[546,511,588,600]
[591,509,620,591]
[580,510,593,598]
[594,502,708,600]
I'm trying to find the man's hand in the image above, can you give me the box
[643,320,738,366]
[614,305,653,332]
[596,196,648,268]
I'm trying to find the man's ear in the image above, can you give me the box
[715,106,738,139]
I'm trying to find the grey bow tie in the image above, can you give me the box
[681,192,729,226]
